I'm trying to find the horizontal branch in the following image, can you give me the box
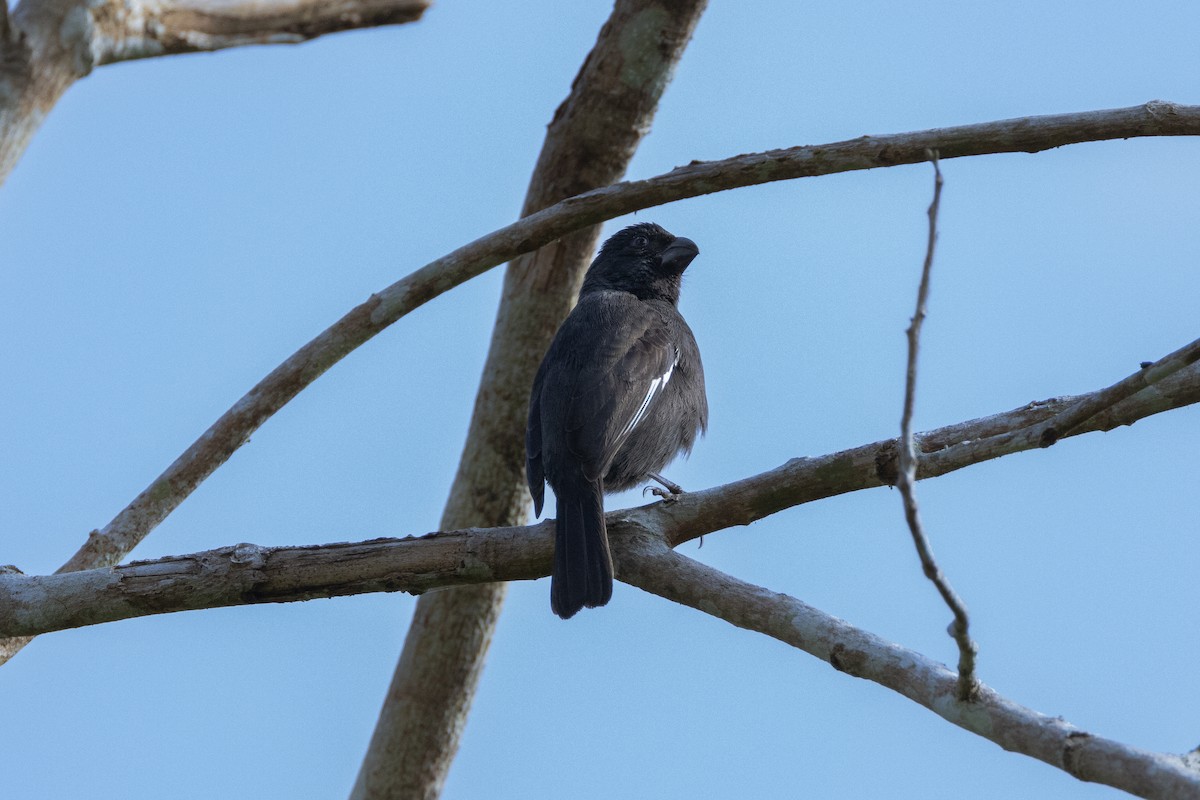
[0,529,551,636]
[5,354,1199,639]
[619,541,1200,800]
[90,0,430,65]
[59,100,1200,587]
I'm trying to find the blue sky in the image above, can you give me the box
[2,2,1199,798]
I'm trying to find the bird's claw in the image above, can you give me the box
[647,472,684,498]
[646,485,682,504]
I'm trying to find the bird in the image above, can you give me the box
[526,222,708,619]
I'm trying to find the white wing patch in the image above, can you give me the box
[619,348,679,439]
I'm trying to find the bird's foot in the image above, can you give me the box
[644,472,684,503]
[646,485,680,503]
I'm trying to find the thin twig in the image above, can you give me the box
[896,152,979,702]
[918,334,1200,476]
[659,349,1200,549]
[1025,335,1200,448]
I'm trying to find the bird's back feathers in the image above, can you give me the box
[526,223,706,618]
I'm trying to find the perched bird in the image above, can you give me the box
[526,222,708,619]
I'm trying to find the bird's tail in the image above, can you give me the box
[551,478,613,619]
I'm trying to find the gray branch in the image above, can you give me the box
[896,154,979,701]
[916,334,1200,477]
[660,349,1200,551]
[0,0,428,184]
[617,540,1200,800]
[91,0,429,65]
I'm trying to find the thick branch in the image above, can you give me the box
[54,100,1200,580]
[618,541,1200,800]
[0,532,549,638]
[0,0,427,184]
[5,355,1199,639]
[350,3,709,798]
[91,0,428,65]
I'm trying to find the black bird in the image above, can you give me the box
[526,222,708,619]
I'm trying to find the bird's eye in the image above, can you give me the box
[631,235,649,249]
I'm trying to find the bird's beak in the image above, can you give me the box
[659,236,700,274]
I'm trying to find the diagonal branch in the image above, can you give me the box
[9,540,1199,798]
[5,352,1200,640]
[659,349,1200,549]
[618,541,1200,800]
[917,334,1200,477]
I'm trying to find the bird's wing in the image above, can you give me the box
[564,300,678,482]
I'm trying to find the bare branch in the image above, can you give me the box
[350,2,709,798]
[0,532,550,638]
[618,541,1200,800]
[54,101,1200,580]
[6,354,1200,640]
[0,0,428,184]
[918,334,1200,477]
[896,153,979,701]
[90,0,429,65]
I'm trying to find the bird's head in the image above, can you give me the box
[580,222,700,304]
